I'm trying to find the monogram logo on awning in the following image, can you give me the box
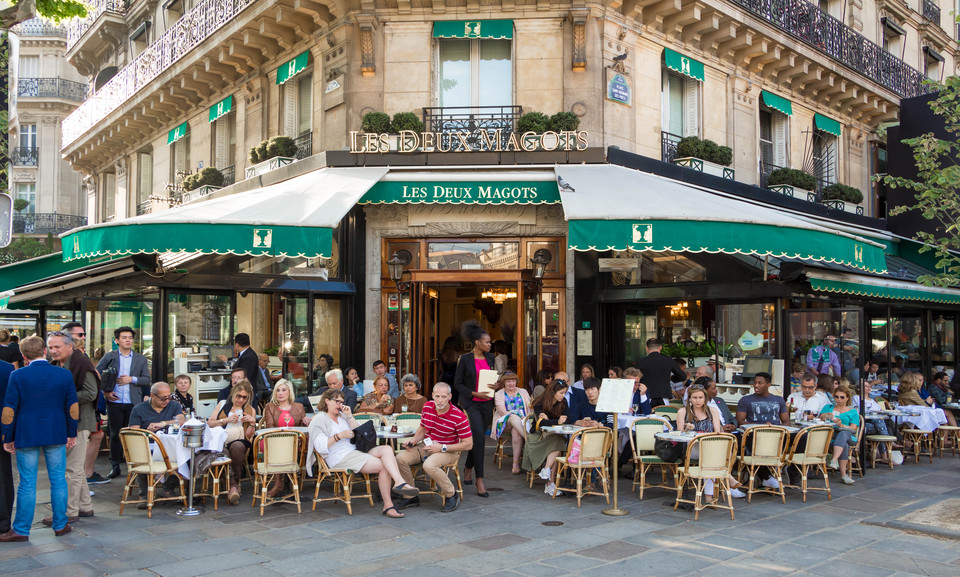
[680,56,691,75]
[253,229,273,249]
[464,21,481,37]
[854,244,863,262]
[632,224,653,244]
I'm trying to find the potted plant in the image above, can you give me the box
[821,183,865,214]
[766,168,817,199]
[246,136,298,178]
[181,167,225,201]
[673,137,735,179]
[361,111,391,133]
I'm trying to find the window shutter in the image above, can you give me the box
[173,139,185,178]
[139,152,152,203]
[215,119,227,168]
[773,113,787,167]
[284,83,297,137]
[682,78,699,138]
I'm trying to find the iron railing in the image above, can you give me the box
[922,0,940,26]
[18,78,88,103]
[421,106,523,152]
[65,0,128,51]
[221,165,236,186]
[295,132,312,160]
[11,147,39,166]
[13,18,67,38]
[661,132,682,164]
[12,213,87,235]
[63,0,256,148]
[728,0,931,99]
[136,200,152,216]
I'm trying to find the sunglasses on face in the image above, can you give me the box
[235,394,249,400]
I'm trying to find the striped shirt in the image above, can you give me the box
[420,401,471,445]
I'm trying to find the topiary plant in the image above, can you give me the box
[390,112,424,133]
[361,111,391,133]
[767,167,817,191]
[266,136,298,159]
[547,111,580,132]
[249,145,260,164]
[13,198,30,213]
[711,144,733,167]
[517,111,550,134]
[676,136,702,159]
[256,140,269,163]
[822,183,864,204]
[182,167,225,191]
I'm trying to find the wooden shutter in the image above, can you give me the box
[214,118,227,168]
[682,77,699,138]
[773,113,787,167]
[284,83,297,137]
[173,139,185,180]
[138,152,152,203]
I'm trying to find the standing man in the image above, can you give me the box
[372,360,400,398]
[0,358,13,536]
[0,330,22,369]
[45,331,98,525]
[840,328,860,384]
[64,322,110,486]
[96,326,151,479]
[232,334,264,402]
[806,335,841,377]
[635,338,687,407]
[0,335,79,542]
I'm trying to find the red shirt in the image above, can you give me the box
[420,400,471,446]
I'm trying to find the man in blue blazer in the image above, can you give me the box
[0,359,14,535]
[1,336,79,542]
[96,326,151,479]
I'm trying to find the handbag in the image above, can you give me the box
[351,420,378,453]
[100,363,118,394]
[654,438,685,463]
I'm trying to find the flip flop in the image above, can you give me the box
[393,483,420,498]
[382,506,404,519]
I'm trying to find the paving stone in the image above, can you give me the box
[576,540,649,560]
[806,559,896,577]
[3,555,45,574]
[582,550,712,577]
[462,533,530,551]
[148,551,267,577]
[825,496,904,513]
[843,548,960,577]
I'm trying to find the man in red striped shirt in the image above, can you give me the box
[396,382,473,512]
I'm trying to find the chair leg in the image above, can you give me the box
[637,462,645,500]
[343,474,353,516]
[800,465,808,502]
[146,474,155,518]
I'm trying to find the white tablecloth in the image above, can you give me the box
[893,406,947,431]
[154,427,228,478]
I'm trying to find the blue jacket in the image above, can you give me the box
[0,359,13,422]
[1,360,79,448]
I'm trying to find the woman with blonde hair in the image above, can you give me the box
[207,380,257,504]
[896,371,927,407]
[492,372,531,475]
[827,386,860,485]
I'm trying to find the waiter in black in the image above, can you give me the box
[232,333,264,402]
[635,338,687,408]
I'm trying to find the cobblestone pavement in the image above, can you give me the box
[3,448,959,577]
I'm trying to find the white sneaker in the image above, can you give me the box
[544,482,557,496]
[538,468,552,481]
[762,477,780,490]
[827,458,839,470]
[841,474,855,485]
[729,488,746,499]
[89,490,95,496]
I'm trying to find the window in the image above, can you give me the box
[212,112,236,170]
[170,130,190,183]
[759,107,787,171]
[19,124,37,149]
[130,21,150,59]
[812,131,838,188]
[661,70,699,139]
[610,250,707,286]
[283,73,313,138]
[137,150,153,209]
[15,183,36,214]
[923,46,944,80]
[102,172,117,221]
[427,242,520,269]
[881,17,905,55]
[437,39,511,107]
[19,55,39,78]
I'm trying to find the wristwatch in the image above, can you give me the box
[441,444,448,453]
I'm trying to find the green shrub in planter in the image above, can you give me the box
[767,168,817,191]
[13,198,30,213]
[391,112,424,133]
[676,136,701,159]
[361,111,391,133]
[548,111,580,132]
[266,136,298,159]
[182,167,225,191]
[822,183,864,204]
[675,136,733,166]
[251,140,269,164]
[517,111,550,134]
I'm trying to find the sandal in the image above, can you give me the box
[511,464,522,475]
[382,506,404,519]
[228,487,240,506]
[393,483,420,498]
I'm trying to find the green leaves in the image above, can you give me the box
[34,0,89,23]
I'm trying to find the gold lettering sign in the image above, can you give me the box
[349,130,589,154]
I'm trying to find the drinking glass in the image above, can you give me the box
[401,404,408,413]
[631,404,640,415]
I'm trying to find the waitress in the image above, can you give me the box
[454,320,495,498]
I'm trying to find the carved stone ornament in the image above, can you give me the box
[572,19,586,72]
[13,170,36,182]
[360,26,375,77]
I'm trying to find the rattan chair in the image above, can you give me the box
[847,414,865,478]
[675,433,738,520]
[415,453,464,501]
[195,455,232,510]
[394,412,422,449]
[653,406,680,418]
[784,425,833,502]
[865,425,898,469]
[552,427,613,507]
[252,429,305,515]
[118,428,187,518]
[902,428,935,463]
[628,418,677,500]
[935,425,960,457]
[311,450,374,515]
[352,413,387,427]
[737,425,788,503]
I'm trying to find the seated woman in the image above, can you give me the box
[357,376,395,415]
[924,371,958,427]
[393,374,427,414]
[521,382,570,496]
[343,366,363,400]
[828,386,859,485]
[172,373,195,415]
[207,380,257,505]
[260,379,311,497]
[531,369,552,400]
[492,372,532,475]
[676,385,745,500]
[306,389,419,518]
[897,371,929,407]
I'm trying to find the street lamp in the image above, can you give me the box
[524,248,553,291]
[387,252,411,377]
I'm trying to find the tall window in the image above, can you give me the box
[661,70,699,138]
[881,17,904,55]
[170,131,190,183]
[137,150,153,210]
[102,172,117,221]
[438,39,511,107]
[130,21,150,59]
[812,131,838,188]
[19,55,39,78]
[923,47,943,80]
[759,107,788,170]
[19,124,37,149]
[15,183,36,214]
[283,73,312,138]
[212,112,236,170]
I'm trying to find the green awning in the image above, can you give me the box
[209,95,233,123]
[276,51,310,85]
[664,48,704,82]
[358,179,560,205]
[0,252,123,309]
[761,90,793,116]
[814,113,842,137]
[808,272,960,305]
[433,20,513,40]
[167,122,188,145]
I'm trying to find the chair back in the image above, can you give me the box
[258,430,301,469]
[352,413,385,426]
[307,395,323,412]
[653,406,679,417]
[571,427,612,465]
[521,414,535,433]
[120,428,167,467]
[743,425,788,460]
[793,425,834,458]
[853,413,865,443]
[631,418,668,454]
[685,433,736,478]
[395,412,421,431]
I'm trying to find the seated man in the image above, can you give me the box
[395,383,473,513]
[624,367,653,416]
[129,382,185,507]
[736,372,789,490]
[568,378,613,429]
[702,378,737,433]
[217,368,247,403]
[299,369,358,413]
[787,374,830,420]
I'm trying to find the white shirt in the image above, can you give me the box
[852,395,882,413]
[313,415,354,468]
[787,391,830,415]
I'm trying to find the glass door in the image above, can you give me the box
[280,296,310,396]
[84,299,157,378]
[521,286,564,389]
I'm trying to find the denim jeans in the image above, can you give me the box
[14,444,68,535]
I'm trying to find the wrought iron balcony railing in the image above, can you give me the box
[18,78,88,103]
[421,106,523,152]
[11,147,39,166]
[13,17,67,38]
[729,0,932,99]
[63,0,256,148]
[12,213,87,235]
[661,132,682,164]
[295,132,313,160]
[221,165,236,187]
[922,0,941,26]
[65,0,128,51]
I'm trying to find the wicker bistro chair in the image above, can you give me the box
[393,412,422,450]
[901,428,935,463]
[847,414,865,478]
[352,413,387,427]
[935,425,960,457]
[118,428,187,518]
[494,420,514,470]
[784,425,834,502]
[737,425,788,503]
[552,427,614,507]
[194,455,233,510]
[251,429,306,515]
[628,418,678,500]
[653,406,680,418]
[675,433,738,520]
[414,451,465,501]
[865,431,898,469]
[311,450,375,515]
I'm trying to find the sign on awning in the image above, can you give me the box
[276,51,310,85]
[358,180,560,205]
[432,20,513,40]
[664,48,704,82]
[208,95,233,123]
[167,122,188,145]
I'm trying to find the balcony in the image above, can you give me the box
[12,18,67,38]
[221,165,236,187]
[12,213,87,235]
[65,0,128,52]
[18,78,88,103]
[661,132,682,164]
[922,0,941,27]
[295,132,313,160]
[729,0,931,99]
[421,106,523,152]
[11,147,39,166]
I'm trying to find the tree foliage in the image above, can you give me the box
[0,234,54,264]
[0,0,88,28]
[882,74,960,287]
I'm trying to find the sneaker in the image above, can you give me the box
[538,468,552,481]
[86,472,110,485]
[544,482,557,496]
[841,474,855,485]
[440,494,460,513]
[89,490,95,497]
[762,477,780,490]
[395,496,420,510]
[827,459,839,470]
[729,488,746,499]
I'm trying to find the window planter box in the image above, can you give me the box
[768,184,817,201]
[181,185,221,204]
[673,157,735,179]
[821,199,865,216]
[244,156,295,179]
